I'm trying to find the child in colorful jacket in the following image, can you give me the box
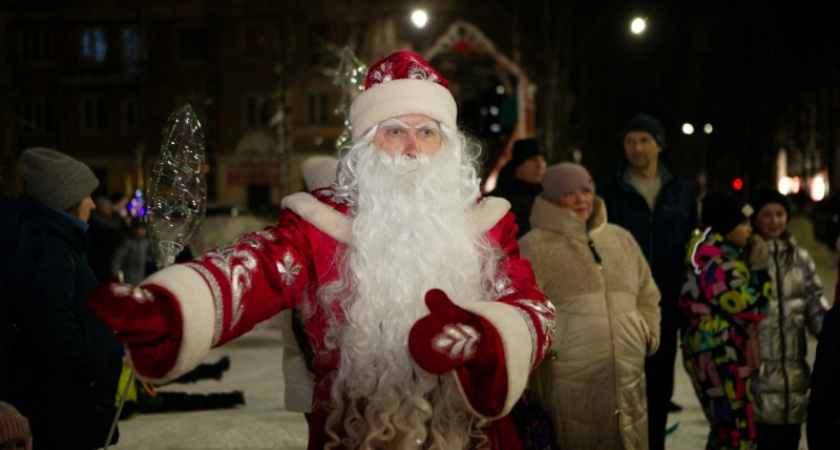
[679,192,772,450]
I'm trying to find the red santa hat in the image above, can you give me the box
[349,50,457,142]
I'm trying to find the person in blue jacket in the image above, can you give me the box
[597,113,699,450]
[3,147,122,450]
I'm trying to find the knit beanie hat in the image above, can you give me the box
[701,192,754,235]
[19,147,99,210]
[506,138,547,170]
[349,50,457,142]
[541,163,595,203]
[0,402,32,450]
[622,113,666,148]
[302,155,339,190]
[750,185,791,221]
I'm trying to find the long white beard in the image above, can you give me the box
[321,135,497,449]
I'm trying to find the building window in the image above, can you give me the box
[81,96,107,132]
[307,23,327,67]
[243,94,272,128]
[80,28,108,63]
[176,27,209,62]
[121,28,147,74]
[19,99,53,135]
[305,90,328,125]
[242,23,272,60]
[18,30,51,64]
[123,97,141,133]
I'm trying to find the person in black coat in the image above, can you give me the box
[597,114,699,450]
[4,147,122,450]
[487,138,547,239]
[807,301,840,450]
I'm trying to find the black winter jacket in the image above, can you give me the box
[597,161,699,328]
[6,196,121,450]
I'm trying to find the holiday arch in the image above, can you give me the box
[424,19,536,192]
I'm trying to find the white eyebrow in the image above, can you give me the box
[378,118,440,130]
[379,118,411,129]
[413,121,440,131]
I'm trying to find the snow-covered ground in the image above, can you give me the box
[114,215,834,449]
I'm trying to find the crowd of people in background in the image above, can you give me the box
[1,51,838,450]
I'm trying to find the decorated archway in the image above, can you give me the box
[424,20,535,191]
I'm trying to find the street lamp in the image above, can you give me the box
[411,9,428,29]
[681,123,695,135]
[630,17,646,35]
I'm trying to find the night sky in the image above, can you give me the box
[549,1,838,193]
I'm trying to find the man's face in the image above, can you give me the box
[515,155,547,184]
[623,131,661,171]
[72,196,95,223]
[373,114,442,158]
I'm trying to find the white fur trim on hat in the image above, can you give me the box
[349,78,457,141]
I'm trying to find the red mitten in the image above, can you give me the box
[89,281,183,378]
[409,288,490,374]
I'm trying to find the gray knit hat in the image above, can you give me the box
[19,147,99,210]
[541,163,595,204]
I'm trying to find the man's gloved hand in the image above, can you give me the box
[747,234,770,271]
[409,288,496,374]
[89,281,183,378]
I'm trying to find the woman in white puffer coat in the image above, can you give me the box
[519,163,661,450]
[748,186,828,450]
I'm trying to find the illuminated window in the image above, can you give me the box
[81,28,108,63]
[121,28,147,74]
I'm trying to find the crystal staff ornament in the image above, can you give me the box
[146,103,208,268]
[104,104,207,449]
[332,46,367,148]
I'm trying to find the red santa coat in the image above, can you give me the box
[134,188,554,449]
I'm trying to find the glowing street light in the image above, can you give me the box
[411,9,428,29]
[630,17,647,35]
[681,123,695,135]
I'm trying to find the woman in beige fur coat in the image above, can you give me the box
[519,163,661,450]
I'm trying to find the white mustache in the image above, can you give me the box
[376,150,431,173]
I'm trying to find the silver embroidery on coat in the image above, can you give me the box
[277,251,301,286]
[204,242,259,331]
[184,262,225,346]
[512,298,556,367]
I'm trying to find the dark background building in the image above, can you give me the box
[1,0,838,211]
